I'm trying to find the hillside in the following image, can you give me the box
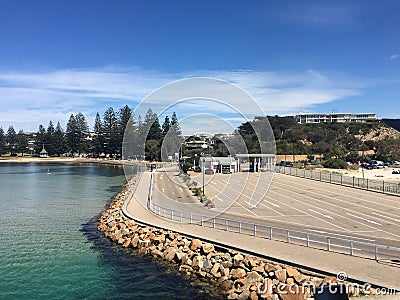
[237,116,400,162]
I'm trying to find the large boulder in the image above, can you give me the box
[201,243,215,254]
[230,268,246,279]
[190,239,202,250]
[233,254,245,266]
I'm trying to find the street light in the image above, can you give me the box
[201,156,205,196]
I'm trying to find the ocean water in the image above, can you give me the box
[0,163,212,300]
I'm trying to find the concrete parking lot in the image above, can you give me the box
[154,169,400,248]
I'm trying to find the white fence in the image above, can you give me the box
[275,166,400,195]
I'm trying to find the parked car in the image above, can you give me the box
[279,161,292,167]
[392,170,400,175]
[205,168,214,175]
[194,166,201,172]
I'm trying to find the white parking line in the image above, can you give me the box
[266,201,280,208]
[371,212,400,223]
[308,209,335,220]
[347,213,382,226]
[214,195,223,202]
[244,200,284,216]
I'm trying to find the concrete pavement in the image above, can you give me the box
[123,171,400,290]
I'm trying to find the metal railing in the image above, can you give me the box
[275,166,400,195]
[149,201,400,261]
[147,173,400,261]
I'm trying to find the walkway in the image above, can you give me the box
[124,171,400,290]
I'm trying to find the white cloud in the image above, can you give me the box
[389,53,399,60]
[0,67,363,134]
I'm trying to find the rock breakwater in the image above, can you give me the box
[97,179,381,299]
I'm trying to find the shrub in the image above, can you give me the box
[322,158,348,169]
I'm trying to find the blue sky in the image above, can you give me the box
[0,0,399,134]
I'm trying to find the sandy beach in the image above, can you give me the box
[0,157,143,166]
[317,166,400,182]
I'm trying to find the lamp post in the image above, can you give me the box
[201,156,205,196]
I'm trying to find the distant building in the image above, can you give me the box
[295,113,376,124]
[184,134,216,150]
[185,140,209,150]
[199,156,238,173]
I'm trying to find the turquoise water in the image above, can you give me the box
[0,163,211,299]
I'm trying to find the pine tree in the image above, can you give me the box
[93,112,104,157]
[6,126,17,155]
[66,113,88,155]
[143,108,163,160]
[119,105,132,135]
[53,122,66,156]
[118,105,133,155]
[34,125,46,155]
[16,130,28,156]
[75,112,89,154]
[102,107,119,156]
[161,111,184,161]
[66,114,79,154]
[162,115,171,135]
[46,121,55,155]
[144,108,162,141]
[0,127,6,156]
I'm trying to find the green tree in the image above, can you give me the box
[92,112,104,156]
[162,115,171,135]
[161,112,184,161]
[75,112,89,153]
[66,114,79,154]
[53,122,66,156]
[144,108,163,141]
[327,146,347,160]
[66,113,88,155]
[16,130,28,156]
[102,107,119,156]
[143,109,163,160]
[0,127,6,156]
[6,126,17,155]
[119,105,132,136]
[34,125,47,155]
[118,105,133,155]
[46,121,56,155]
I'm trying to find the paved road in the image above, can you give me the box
[125,171,400,290]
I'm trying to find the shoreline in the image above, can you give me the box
[2,157,398,181]
[0,157,144,166]
[97,177,392,299]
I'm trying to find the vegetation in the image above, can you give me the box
[233,116,400,164]
[0,106,182,160]
[1,110,398,166]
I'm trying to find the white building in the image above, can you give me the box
[295,113,376,124]
[199,156,237,173]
